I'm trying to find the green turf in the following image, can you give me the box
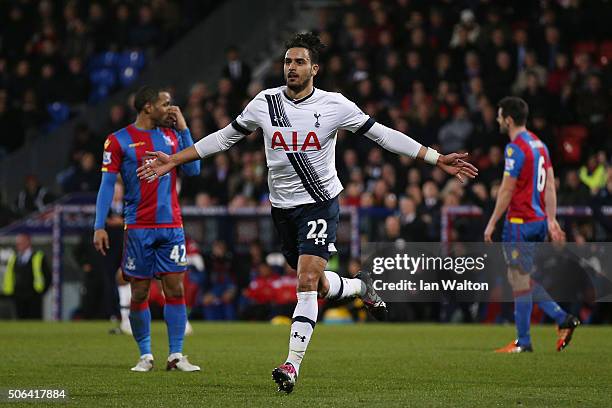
[1,322,611,407]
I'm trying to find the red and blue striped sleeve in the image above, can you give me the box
[503,143,525,179]
[95,134,122,229]
[101,134,123,173]
[94,172,117,229]
[175,128,200,176]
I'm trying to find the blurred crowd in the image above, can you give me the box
[0,0,216,156]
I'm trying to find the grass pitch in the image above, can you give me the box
[1,322,611,407]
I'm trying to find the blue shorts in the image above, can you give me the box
[502,219,547,273]
[271,196,339,270]
[122,227,187,279]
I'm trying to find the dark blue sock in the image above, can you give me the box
[129,301,151,356]
[532,283,567,325]
[164,297,187,355]
[514,291,532,347]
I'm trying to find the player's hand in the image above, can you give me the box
[93,229,110,255]
[484,222,495,243]
[167,106,187,131]
[137,151,175,182]
[436,153,478,184]
[548,219,566,242]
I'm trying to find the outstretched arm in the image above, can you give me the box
[363,122,478,183]
[137,122,248,182]
[175,128,200,176]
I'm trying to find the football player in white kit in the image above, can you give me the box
[137,33,478,393]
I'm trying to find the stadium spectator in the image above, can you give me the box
[62,152,100,193]
[14,175,54,216]
[201,241,237,320]
[451,9,480,48]
[88,2,111,53]
[398,196,427,241]
[67,123,98,167]
[546,53,571,96]
[591,168,612,240]
[103,104,130,136]
[1,233,51,319]
[63,57,90,107]
[271,263,298,318]
[201,154,233,205]
[539,26,566,71]
[129,4,160,53]
[513,50,547,94]
[229,165,266,203]
[530,112,556,155]
[63,14,92,59]
[579,153,608,194]
[111,3,132,50]
[575,74,609,146]
[36,64,63,107]
[222,46,252,96]
[479,146,505,186]
[437,105,473,153]
[233,241,266,290]
[418,180,441,241]
[471,102,504,153]
[383,215,403,244]
[520,71,552,118]
[559,170,591,206]
[241,263,279,321]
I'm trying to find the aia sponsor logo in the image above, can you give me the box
[271,131,321,151]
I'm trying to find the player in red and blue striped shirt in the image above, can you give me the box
[93,86,201,371]
[485,97,579,353]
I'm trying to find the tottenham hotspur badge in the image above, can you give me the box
[314,113,321,128]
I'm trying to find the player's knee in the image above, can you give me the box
[131,288,149,304]
[507,267,530,291]
[162,276,184,298]
[297,271,319,292]
[296,254,326,292]
[163,283,184,298]
[164,287,184,298]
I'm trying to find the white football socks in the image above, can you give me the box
[118,284,131,323]
[323,270,366,300]
[286,291,318,375]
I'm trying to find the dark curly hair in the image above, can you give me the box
[134,85,162,112]
[284,32,326,64]
[498,96,529,126]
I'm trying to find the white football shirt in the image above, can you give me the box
[232,86,374,208]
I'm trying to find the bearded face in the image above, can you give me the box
[284,47,318,94]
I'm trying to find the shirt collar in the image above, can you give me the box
[282,87,316,104]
